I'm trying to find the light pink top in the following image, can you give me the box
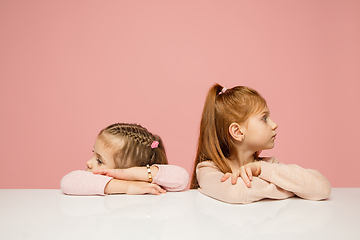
[61,165,189,195]
[196,157,331,204]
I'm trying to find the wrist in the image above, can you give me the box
[126,166,159,182]
[104,179,129,194]
[146,165,153,182]
[121,168,131,180]
[150,165,159,180]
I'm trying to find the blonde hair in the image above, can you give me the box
[98,123,168,168]
[190,83,267,189]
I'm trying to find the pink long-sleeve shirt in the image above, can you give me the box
[61,165,189,195]
[196,157,331,204]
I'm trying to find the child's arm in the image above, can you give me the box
[196,161,294,204]
[257,160,331,201]
[61,170,112,195]
[224,157,331,200]
[60,170,165,195]
[104,179,165,195]
[197,159,331,204]
[94,165,189,191]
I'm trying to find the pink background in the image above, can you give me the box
[1,1,359,189]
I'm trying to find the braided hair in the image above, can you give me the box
[97,123,168,168]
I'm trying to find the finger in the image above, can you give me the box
[148,187,161,195]
[245,167,253,181]
[105,170,117,177]
[221,173,231,182]
[158,186,166,194]
[240,167,251,188]
[156,185,166,194]
[150,184,166,195]
[231,172,238,185]
[97,169,114,177]
[93,169,108,175]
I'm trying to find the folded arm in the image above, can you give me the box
[197,162,294,204]
[258,161,331,200]
[60,170,165,196]
[94,164,189,191]
[196,159,331,204]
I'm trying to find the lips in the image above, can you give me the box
[272,134,277,139]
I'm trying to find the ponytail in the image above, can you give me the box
[149,135,168,166]
[190,84,232,189]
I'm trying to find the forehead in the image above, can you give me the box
[97,133,124,149]
[254,105,269,115]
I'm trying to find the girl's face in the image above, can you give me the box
[243,107,278,152]
[86,137,117,172]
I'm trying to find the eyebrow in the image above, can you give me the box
[261,110,270,115]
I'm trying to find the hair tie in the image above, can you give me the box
[151,141,159,149]
[218,87,227,95]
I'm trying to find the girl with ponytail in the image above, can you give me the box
[61,123,188,195]
[191,84,331,204]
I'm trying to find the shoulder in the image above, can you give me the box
[196,161,219,170]
[257,156,280,164]
[196,161,222,177]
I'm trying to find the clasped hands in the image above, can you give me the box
[221,162,261,188]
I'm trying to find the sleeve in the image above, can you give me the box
[258,161,332,201]
[60,170,113,196]
[196,161,294,204]
[152,165,189,191]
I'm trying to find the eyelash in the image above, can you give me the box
[92,150,103,165]
[262,116,268,121]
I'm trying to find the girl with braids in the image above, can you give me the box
[190,84,331,204]
[61,123,189,195]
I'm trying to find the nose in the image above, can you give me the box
[272,121,278,130]
[269,118,278,130]
[86,159,92,170]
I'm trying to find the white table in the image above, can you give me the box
[0,189,359,240]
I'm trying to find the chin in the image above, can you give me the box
[266,144,275,149]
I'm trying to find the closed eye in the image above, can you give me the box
[94,152,104,165]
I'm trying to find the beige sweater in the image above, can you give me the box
[196,157,331,204]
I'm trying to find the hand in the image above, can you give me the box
[126,181,166,195]
[221,162,261,188]
[94,169,131,180]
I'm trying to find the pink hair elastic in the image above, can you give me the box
[151,141,159,149]
[219,87,227,95]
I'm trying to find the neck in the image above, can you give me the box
[227,149,255,172]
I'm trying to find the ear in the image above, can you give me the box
[229,123,245,142]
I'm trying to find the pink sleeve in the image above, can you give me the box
[196,161,293,204]
[152,165,189,191]
[60,170,113,196]
[258,160,331,200]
